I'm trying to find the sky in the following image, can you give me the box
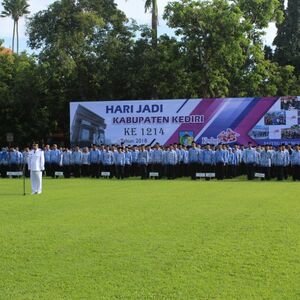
[0,0,277,52]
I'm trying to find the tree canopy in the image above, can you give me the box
[1,0,30,53]
[274,0,300,74]
[0,0,299,145]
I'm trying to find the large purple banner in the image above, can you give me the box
[70,96,300,146]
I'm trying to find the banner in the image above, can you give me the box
[70,96,300,146]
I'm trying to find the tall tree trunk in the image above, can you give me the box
[12,21,16,52]
[16,20,19,54]
[297,0,300,32]
[151,0,158,48]
[151,0,158,99]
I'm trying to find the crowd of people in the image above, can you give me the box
[1,142,300,181]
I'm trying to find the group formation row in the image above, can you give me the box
[1,143,300,181]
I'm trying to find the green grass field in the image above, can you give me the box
[1,178,300,299]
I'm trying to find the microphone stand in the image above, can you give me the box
[23,160,26,196]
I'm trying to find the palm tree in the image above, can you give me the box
[1,0,30,54]
[144,0,158,48]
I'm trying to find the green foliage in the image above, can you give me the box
[274,0,300,74]
[1,0,29,20]
[25,0,135,143]
[164,0,298,98]
[165,0,244,97]
[237,0,284,29]
[0,44,14,99]
[1,0,30,53]
[1,0,300,144]
[1,178,300,299]
[0,50,50,144]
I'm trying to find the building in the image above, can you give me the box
[71,104,107,147]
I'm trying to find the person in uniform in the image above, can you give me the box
[178,144,186,177]
[115,147,125,179]
[274,145,287,181]
[61,148,72,178]
[137,145,149,179]
[290,145,300,181]
[283,145,290,180]
[0,147,9,178]
[197,145,204,175]
[101,145,115,178]
[243,143,258,180]
[28,143,45,195]
[269,145,276,179]
[233,144,242,176]
[222,144,229,178]
[15,147,23,172]
[182,146,189,177]
[151,143,163,179]
[50,144,61,178]
[188,142,199,180]
[131,146,139,177]
[161,147,168,178]
[124,147,132,178]
[201,144,215,180]
[215,144,226,180]
[72,146,83,178]
[287,144,294,177]
[8,147,18,172]
[22,147,30,177]
[259,145,272,180]
[90,145,101,178]
[44,144,51,176]
[240,145,246,176]
[0,148,3,178]
[173,144,182,178]
[166,145,178,179]
[227,148,236,178]
[81,147,90,177]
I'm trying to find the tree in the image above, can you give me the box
[1,0,30,54]
[0,39,50,145]
[164,0,248,97]
[163,0,296,98]
[145,0,158,48]
[274,0,300,74]
[27,0,136,139]
[125,0,158,48]
[236,0,283,43]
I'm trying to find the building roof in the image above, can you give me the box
[0,47,13,55]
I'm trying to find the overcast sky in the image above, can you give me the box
[0,0,277,52]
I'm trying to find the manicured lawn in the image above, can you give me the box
[0,178,300,299]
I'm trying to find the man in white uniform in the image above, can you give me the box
[28,143,45,195]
